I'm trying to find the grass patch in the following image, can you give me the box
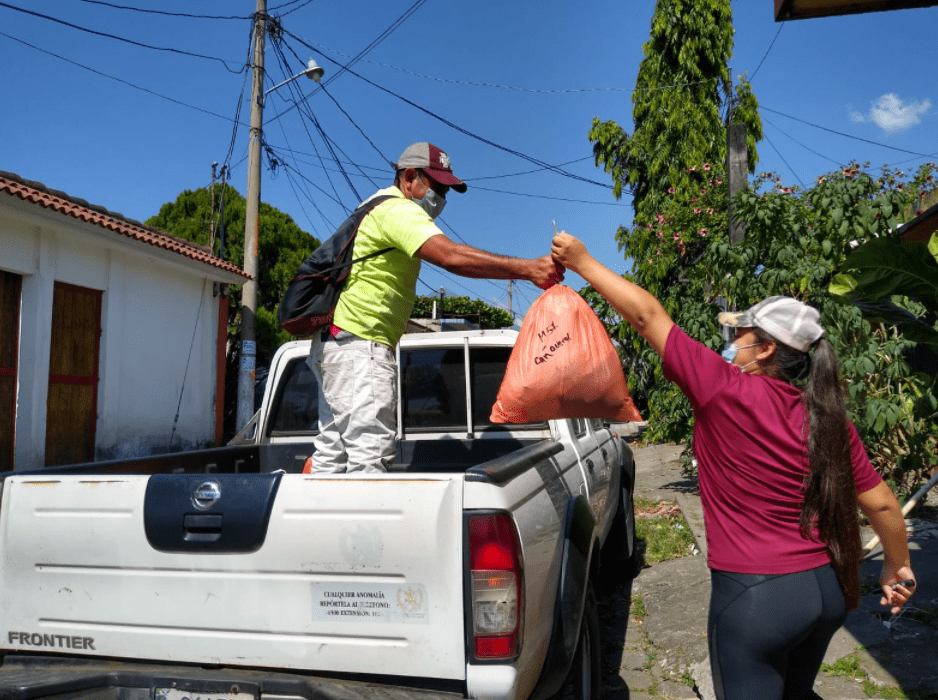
[820,653,879,697]
[631,594,648,621]
[634,496,697,564]
[819,653,920,698]
[821,652,866,680]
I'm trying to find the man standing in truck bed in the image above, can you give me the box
[307,142,563,473]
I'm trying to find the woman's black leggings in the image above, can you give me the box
[708,564,847,700]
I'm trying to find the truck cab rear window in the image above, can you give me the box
[268,358,319,434]
[268,346,546,436]
[401,346,545,432]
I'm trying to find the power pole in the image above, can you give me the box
[727,124,748,245]
[725,74,748,246]
[210,162,217,251]
[237,0,267,431]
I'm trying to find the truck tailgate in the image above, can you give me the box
[0,473,466,680]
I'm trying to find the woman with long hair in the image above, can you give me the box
[551,232,915,700]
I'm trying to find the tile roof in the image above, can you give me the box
[0,170,250,280]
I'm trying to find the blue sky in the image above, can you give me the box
[2,1,936,324]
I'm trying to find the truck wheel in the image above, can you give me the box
[567,583,602,700]
[598,486,640,591]
[621,485,640,579]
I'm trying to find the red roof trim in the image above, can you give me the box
[0,171,250,280]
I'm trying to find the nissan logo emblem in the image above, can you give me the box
[192,481,222,511]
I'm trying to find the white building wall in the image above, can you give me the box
[1,203,227,470]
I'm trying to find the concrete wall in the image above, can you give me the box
[1,200,227,470]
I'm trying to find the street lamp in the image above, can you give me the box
[261,59,324,106]
[236,7,326,432]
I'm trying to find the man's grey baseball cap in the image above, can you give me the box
[393,142,467,193]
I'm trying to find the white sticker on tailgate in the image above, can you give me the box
[155,689,254,700]
[310,583,428,624]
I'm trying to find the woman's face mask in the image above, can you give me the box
[413,175,446,219]
[721,341,761,370]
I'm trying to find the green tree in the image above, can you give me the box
[829,203,938,491]
[586,0,763,436]
[147,185,319,438]
[146,184,320,362]
[411,295,513,329]
[701,163,938,487]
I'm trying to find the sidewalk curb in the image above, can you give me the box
[674,490,707,561]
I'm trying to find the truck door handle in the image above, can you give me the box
[586,459,594,473]
[601,448,608,459]
[183,514,223,542]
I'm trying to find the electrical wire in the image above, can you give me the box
[314,84,386,192]
[303,38,720,96]
[222,25,256,172]
[264,3,425,126]
[280,37,390,184]
[261,145,628,207]
[281,162,325,237]
[266,142,626,211]
[292,99,359,202]
[761,116,844,168]
[277,160,345,210]
[169,278,207,450]
[469,183,631,206]
[281,160,336,233]
[761,105,936,159]
[469,156,593,181]
[265,147,388,178]
[0,1,245,73]
[264,61,333,235]
[323,1,427,82]
[273,0,318,18]
[749,23,784,82]
[268,40,351,208]
[762,132,806,189]
[285,30,615,191]
[268,0,313,13]
[0,30,237,123]
[427,224,549,303]
[416,272,523,322]
[76,0,251,20]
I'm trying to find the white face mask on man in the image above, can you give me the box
[413,175,446,219]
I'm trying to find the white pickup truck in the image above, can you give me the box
[0,329,639,700]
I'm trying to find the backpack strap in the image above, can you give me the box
[290,194,397,281]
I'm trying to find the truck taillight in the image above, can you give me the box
[468,513,524,659]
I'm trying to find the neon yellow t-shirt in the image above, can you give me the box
[333,186,443,347]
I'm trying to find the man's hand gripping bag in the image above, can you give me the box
[490,285,643,424]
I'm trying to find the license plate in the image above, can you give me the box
[154,688,254,700]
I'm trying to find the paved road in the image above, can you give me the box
[598,441,938,700]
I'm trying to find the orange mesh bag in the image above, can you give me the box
[490,285,643,424]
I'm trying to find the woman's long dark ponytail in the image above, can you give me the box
[761,333,862,609]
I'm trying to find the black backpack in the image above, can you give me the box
[278,195,394,337]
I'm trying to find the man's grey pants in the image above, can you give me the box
[307,330,397,473]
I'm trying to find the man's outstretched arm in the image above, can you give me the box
[416,234,563,289]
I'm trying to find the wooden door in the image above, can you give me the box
[45,282,102,467]
[1,271,21,472]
